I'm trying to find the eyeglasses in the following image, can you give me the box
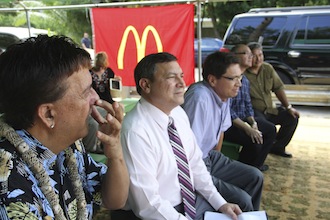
[235,52,254,58]
[221,75,243,82]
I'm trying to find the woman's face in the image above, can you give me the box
[53,67,99,146]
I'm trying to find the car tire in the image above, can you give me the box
[276,70,293,84]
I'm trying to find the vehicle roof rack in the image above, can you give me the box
[249,5,330,13]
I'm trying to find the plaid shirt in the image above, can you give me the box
[230,75,254,120]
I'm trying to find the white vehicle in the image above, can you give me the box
[0,27,51,51]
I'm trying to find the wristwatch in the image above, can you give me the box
[286,104,293,111]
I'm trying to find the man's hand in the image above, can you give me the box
[91,100,124,159]
[218,203,242,220]
[288,107,300,119]
[245,126,263,144]
[92,100,129,210]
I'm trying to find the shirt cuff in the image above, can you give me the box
[208,193,227,211]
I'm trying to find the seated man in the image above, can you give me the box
[224,44,276,171]
[0,35,128,219]
[119,52,242,220]
[182,52,263,211]
[246,42,300,158]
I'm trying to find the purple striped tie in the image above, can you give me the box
[168,117,196,220]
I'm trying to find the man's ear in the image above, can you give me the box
[207,74,217,87]
[37,103,55,129]
[139,78,151,94]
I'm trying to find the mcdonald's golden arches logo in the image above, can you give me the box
[117,25,163,69]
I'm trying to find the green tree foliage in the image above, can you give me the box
[0,0,93,45]
[205,1,251,38]
[43,0,93,43]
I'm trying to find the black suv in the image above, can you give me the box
[221,6,330,85]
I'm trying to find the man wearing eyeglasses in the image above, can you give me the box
[182,52,263,212]
[224,44,276,171]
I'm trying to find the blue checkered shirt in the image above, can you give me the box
[230,75,254,120]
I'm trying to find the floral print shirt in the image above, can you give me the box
[0,130,107,220]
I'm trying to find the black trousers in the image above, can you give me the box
[111,203,185,220]
[111,196,216,220]
[224,116,276,168]
[111,209,141,220]
[254,107,299,152]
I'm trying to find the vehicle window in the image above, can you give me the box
[225,16,287,46]
[293,15,330,45]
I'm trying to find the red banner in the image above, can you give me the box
[91,4,195,86]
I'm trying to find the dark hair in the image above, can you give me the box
[0,35,91,129]
[134,52,177,95]
[248,42,263,51]
[202,51,239,81]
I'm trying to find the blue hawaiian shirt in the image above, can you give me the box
[0,130,107,220]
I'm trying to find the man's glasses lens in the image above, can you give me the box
[222,75,243,82]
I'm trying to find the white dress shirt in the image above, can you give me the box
[121,98,226,220]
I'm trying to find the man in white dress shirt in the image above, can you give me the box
[118,52,242,220]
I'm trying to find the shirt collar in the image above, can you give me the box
[139,98,172,130]
[17,129,56,161]
[202,80,226,107]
